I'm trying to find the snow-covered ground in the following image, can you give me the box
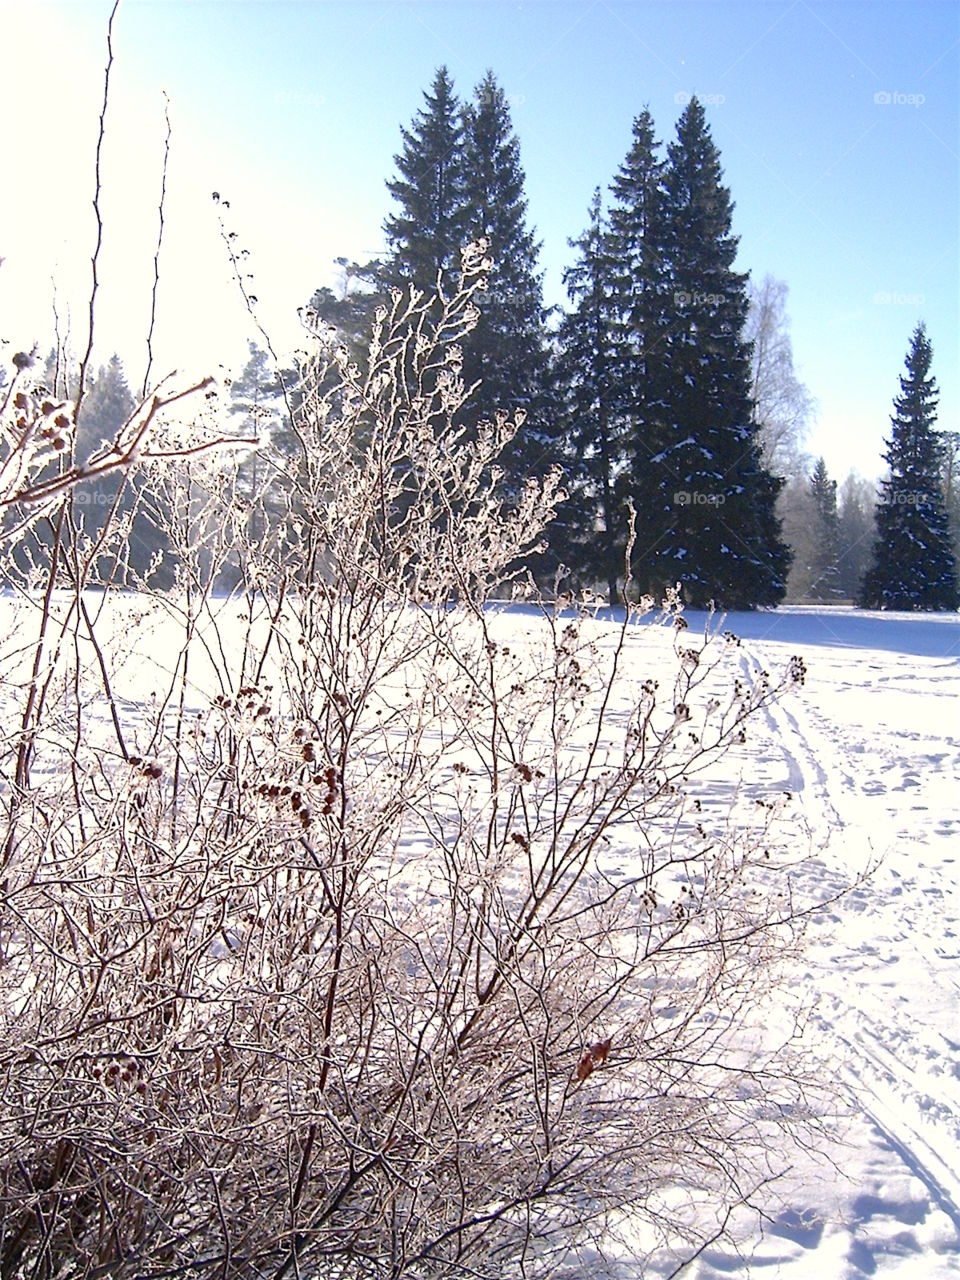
[1,597,957,1276]
[660,607,959,1279]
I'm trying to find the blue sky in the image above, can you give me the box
[1,0,957,481]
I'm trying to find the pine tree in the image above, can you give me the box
[605,107,670,594]
[229,342,285,443]
[556,189,621,599]
[382,66,466,294]
[459,71,554,485]
[859,324,958,610]
[654,97,788,609]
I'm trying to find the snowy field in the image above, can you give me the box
[1,597,957,1276]
[657,607,960,1279]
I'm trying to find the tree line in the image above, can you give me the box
[306,66,959,611]
[310,70,789,608]
[784,324,957,610]
[21,68,958,610]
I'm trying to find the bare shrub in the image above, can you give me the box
[0,256,834,1278]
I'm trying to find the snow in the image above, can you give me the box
[1,596,958,1276]
[644,604,960,659]
[488,601,960,1276]
[652,607,959,1278]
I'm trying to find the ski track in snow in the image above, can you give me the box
[680,635,960,1279]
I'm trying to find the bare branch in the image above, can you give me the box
[75,0,121,425]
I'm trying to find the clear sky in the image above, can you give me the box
[1,0,957,482]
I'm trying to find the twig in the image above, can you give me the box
[75,0,120,424]
[143,91,171,398]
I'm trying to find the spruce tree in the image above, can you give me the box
[859,324,958,610]
[778,473,818,600]
[382,66,466,294]
[308,69,555,499]
[605,107,670,594]
[655,98,789,609]
[807,457,842,600]
[459,71,554,484]
[306,69,466,354]
[556,189,621,599]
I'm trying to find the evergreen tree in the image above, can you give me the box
[382,66,466,294]
[939,430,960,572]
[229,342,288,542]
[778,473,818,600]
[303,261,383,366]
[25,354,171,586]
[74,354,136,462]
[859,324,958,610]
[306,69,466,355]
[807,457,842,600]
[605,107,670,593]
[778,458,845,602]
[73,356,139,569]
[307,70,556,503]
[654,97,788,609]
[556,189,621,599]
[229,342,282,421]
[41,347,78,403]
[836,471,876,601]
[459,71,555,484]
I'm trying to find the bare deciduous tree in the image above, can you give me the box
[746,275,817,482]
